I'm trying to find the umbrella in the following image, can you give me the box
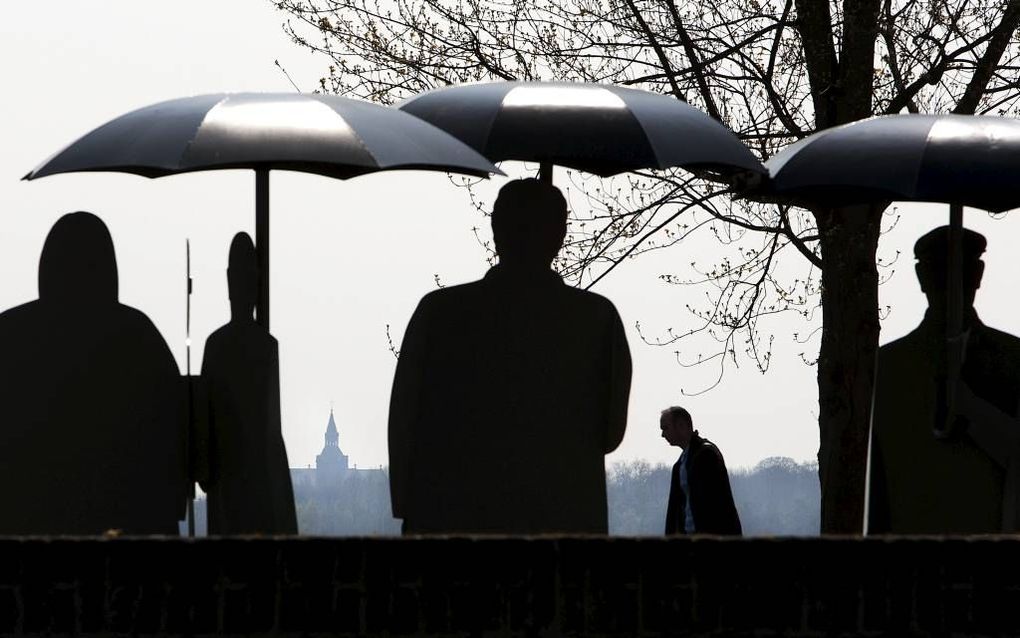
[759,114,1020,212]
[751,113,1020,434]
[23,92,502,328]
[398,81,765,183]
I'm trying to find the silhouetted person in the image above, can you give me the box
[389,178,632,534]
[869,226,1020,533]
[199,232,297,534]
[660,407,741,535]
[0,212,185,534]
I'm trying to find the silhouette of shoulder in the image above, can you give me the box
[203,323,279,368]
[416,271,622,318]
[880,320,1020,357]
[699,437,724,453]
[878,329,920,354]
[0,300,38,330]
[0,299,171,355]
[205,321,278,346]
[693,437,726,463]
[975,323,1020,351]
[119,303,171,334]
[0,299,34,318]
[560,282,623,314]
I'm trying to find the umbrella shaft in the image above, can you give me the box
[256,169,270,329]
[948,204,964,338]
[940,203,965,439]
[539,162,553,184]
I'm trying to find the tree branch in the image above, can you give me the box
[954,0,1020,114]
[622,0,688,102]
[663,0,722,119]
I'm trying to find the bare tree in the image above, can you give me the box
[274,0,1020,533]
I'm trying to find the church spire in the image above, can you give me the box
[325,406,339,449]
[316,404,349,477]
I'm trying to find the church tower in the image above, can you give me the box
[315,408,349,486]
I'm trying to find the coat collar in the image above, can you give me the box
[484,264,564,286]
[918,308,984,343]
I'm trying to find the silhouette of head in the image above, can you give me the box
[38,211,118,304]
[227,232,258,321]
[660,406,694,449]
[491,179,567,269]
[913,226,986,313]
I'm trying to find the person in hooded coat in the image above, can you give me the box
[199,232,297,534]
[388,179,632,534]
[0,212,185,534]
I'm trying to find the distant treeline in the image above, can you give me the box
[266,457,820,537]
[293,470,401,536]
[607,457,820,536]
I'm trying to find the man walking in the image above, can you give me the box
[660,406,742,535]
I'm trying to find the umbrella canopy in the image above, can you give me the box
[398,81,765,181]
[25,93,500,181]
[23,93,502,328]
[751,113,1020,439]
[758,114,1020,212]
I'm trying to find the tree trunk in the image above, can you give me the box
[797,0,882,535]
[814,204,884,533]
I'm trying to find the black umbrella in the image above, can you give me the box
[24,92,502,328]
[399,81,765,183]
[760,114,1020,212]
[752,113,1020,433]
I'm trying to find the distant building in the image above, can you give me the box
[289,408,397,536]
[290,408,383,490]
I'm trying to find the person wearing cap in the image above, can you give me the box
[868,226,1020,534]
[388,178,632,534]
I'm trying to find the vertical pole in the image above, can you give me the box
[256,168,270,330]
[186,239,195,538]
[941,203,965,438]
[539,161,553,184]
[947,203,964,339]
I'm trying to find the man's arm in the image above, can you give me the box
[387,298,431,520]
[691,444,741,535]
[664,460,682,535]
[604,305,632,454]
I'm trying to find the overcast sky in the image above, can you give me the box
[4,2,1020,471]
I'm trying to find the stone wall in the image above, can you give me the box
[1,536,1018,636]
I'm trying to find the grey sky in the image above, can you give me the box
[4,2,1019,471]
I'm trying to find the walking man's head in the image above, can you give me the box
[660,406,694,449]
[491,178,568,269]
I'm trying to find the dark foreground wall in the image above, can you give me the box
[1,535,1018,636]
